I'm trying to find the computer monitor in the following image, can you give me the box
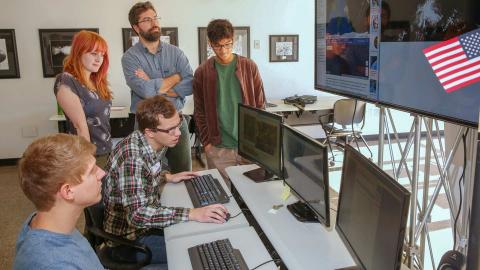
[238,104,283,182]
[336,145,410,270]
[281,124,330,226]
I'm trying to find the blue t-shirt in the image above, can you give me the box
[14,213,104,270]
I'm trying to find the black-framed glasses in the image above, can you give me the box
[211,42,234,50]
[137,16,161,24]
[149,114,183,134]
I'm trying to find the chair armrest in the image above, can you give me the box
[86,226,152,265]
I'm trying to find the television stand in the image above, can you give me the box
[243,167,275,183]
[287,201,319,223]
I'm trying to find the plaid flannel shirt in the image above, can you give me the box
[102,130,190,240]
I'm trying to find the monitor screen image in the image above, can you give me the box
[238,104,283,180]
[336,144,410,270]
[315,0,480,126]
[281,124,330,227]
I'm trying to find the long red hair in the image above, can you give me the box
[63,30,112,100]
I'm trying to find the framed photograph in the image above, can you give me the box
[198,26,250,65]
[0,29,20,78]
[269,35,299,62]
[122,27,178,52]
[39,28,98,78]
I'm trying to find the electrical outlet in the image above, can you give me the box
[254,40,260,49]
[21,126,38,138]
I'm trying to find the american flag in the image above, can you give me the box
[423,28,480,93]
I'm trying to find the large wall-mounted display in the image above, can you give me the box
[315,0,480,127]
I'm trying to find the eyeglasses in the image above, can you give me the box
[149,114,183,135]
[211,42,234,50]
[137,16,161,24]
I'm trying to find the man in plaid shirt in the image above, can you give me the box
[103,95,228,265]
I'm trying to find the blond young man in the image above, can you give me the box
[14,134,105,270]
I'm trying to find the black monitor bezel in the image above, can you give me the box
[237,103,283,177]
[281,123,331,227]
[336,144,410,270]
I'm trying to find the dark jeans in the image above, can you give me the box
[111,234,168,269]
[165,116,192,173]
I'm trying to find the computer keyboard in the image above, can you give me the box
[185,174,230,208]
[188,238,249,270]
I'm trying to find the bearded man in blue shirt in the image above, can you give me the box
[122,1,193,173]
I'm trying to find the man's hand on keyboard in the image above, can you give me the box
[189,204,229,224]
[165,171,199,183]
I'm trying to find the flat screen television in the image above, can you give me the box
[336,144,410,270]
[281,124,330,226]
[315,0,480,127]
[238,103,283,182]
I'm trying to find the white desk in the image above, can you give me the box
[49,106,132,136]
[303,96,340,112]
[226,164,355,270]
[266,95,341,113]
[166,226,276,270]
[292,124,326,139]
[265,99,299,113]
[48,106,130,121]
[161,169,249,241]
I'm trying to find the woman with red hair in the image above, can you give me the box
[54,30,112,167]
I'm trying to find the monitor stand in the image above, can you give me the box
[287,201,319,223]
[243,167,275,183]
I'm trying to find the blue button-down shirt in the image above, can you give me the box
[122,41,193,113]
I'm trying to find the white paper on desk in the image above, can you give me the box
[111,106,126,111]
[268,209,278,214]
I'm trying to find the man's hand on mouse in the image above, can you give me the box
[189,204,229,224]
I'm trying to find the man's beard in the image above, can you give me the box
[139,27,161,42]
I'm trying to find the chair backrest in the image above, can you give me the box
[333,99,366,128]
[84,201,106,247]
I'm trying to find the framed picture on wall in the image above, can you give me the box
[122,27,179,52]
[198,26,250,65]
[0,29,20,79]
[39,28,99,78]
[269,35,299,62]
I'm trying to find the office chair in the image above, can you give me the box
[318,98,373,165]
[84,201,152,270]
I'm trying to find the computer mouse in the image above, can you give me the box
[225,213,231,222]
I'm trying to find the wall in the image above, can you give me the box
[0,0,323,158]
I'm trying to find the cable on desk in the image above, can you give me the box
[250,259,281,270]
[229,212,243,219]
